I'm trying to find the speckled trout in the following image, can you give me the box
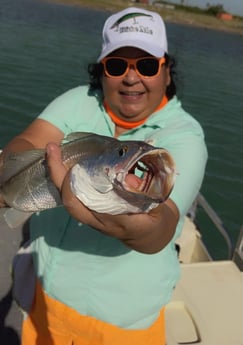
[0,132,176,228]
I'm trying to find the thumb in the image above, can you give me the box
[46,142,67,190]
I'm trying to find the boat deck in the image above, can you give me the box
[165,216,243,344]
[166,260,243,344]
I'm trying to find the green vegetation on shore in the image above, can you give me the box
[45,0,243,35]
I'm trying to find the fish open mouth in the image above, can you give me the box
[115,148,176,202]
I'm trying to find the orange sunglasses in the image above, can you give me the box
[101,56,166,78]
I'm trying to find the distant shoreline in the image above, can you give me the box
[43,0,243,36]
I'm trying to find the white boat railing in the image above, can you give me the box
[232,225,243,270]
[194,193,237,261]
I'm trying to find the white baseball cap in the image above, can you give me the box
[97,7,168,62]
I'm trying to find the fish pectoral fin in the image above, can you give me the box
[3,208,33,229]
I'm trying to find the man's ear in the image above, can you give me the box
[165,66,171,87]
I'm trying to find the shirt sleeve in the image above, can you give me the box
[38,86,87,135]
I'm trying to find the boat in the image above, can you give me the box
[165,193,243,344]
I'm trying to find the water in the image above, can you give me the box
[0,0,242,258]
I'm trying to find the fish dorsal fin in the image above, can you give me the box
[1,150,45,184]
[63,132,94,143]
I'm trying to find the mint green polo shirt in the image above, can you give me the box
[30,85,207,329]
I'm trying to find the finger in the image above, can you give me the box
[46,142,67,190]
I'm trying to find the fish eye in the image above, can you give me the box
[118,145,128,157]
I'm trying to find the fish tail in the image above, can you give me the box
[3,208,33,229]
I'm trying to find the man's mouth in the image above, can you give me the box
[120,91,144,96]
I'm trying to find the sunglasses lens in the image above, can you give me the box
[137,58,160,76]
[105,58,127,76]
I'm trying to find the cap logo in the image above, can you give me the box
[98,9,167,61]
[110,12,153,33]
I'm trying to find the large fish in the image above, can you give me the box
[0,132,176,228]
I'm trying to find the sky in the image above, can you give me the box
[166,0,243,16]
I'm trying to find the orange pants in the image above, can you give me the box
[22,281,165,345]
